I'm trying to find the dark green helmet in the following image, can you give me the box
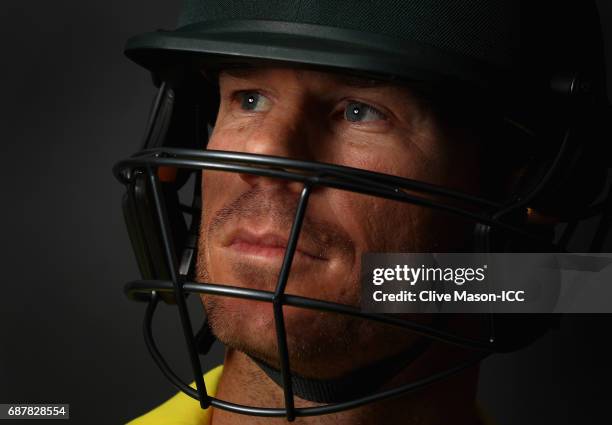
[126,0,607,108]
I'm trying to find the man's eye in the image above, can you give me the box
[344,102,386,123]
[237,91,271,112]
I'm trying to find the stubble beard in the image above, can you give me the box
[195,185,368,378]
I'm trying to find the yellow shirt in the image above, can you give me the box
[127,366,496,425]
[126,365,222,425]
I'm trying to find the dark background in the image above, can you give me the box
[1,1,611,424]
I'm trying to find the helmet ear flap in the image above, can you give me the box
[495,71,611,225]
[122,74,210,304]
[471,222,561,351]
[122,171,190,304]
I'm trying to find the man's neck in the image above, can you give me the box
[210,347,484,425]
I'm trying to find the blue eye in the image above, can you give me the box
[344,102,385,123]
[238,92,271,112]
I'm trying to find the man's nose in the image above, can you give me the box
[238,108,314,189]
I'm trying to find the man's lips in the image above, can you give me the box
[224,230,326,261]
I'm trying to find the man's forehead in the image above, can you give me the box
[215,65,394,89]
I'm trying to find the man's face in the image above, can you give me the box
[196,67,481,379]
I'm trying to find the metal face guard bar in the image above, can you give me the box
[113,143,571,420]
[142,290,488,418]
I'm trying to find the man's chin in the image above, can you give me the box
[202,293,425,380]
[202,295,365,379]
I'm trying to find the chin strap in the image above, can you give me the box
[249,337,433,404]
[197,314,447,404]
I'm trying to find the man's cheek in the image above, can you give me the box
[202,170,233,200]
[206,128,241,151]
[332,192,412,253]
[200,171,235,233]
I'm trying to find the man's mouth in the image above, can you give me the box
[225,230,327,262]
